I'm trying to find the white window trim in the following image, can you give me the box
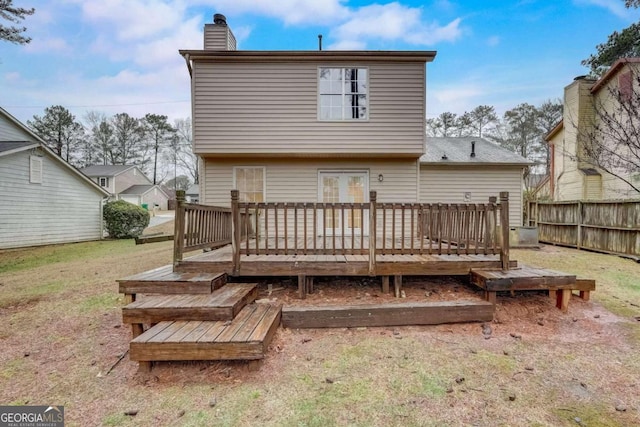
[29,155,43,184]
[317,66,370,122]
[233,166,266,202]
[98,177,109,188]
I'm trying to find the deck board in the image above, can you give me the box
[122,283,258,324]
[118,267,227,295]
[470,265,579,292]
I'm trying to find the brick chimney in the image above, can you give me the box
[204,13,236,50]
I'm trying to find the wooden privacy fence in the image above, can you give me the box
[527,199,640,257]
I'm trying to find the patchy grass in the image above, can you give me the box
[513,246,640,319]
[0,241,639,426]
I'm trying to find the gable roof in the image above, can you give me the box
[120,184,170,198]
[0,141,39,157]
[0,108,110,197]
[421,137,531,166]
[81,164,138,177]
[591,57,640,94]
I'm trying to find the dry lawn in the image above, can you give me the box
[0,240,639,426]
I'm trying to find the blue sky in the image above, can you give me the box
[2,0,640,125]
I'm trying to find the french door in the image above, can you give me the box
[318,171,369,236]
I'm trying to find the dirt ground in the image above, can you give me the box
[0,239,639,426]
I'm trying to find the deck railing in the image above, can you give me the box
[174,190,510,273]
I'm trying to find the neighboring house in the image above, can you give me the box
[185,184,199,203]
[0,107,110,249]
[119,184,170,210]
[81,164,170,210]
[179,14,527,228]
[546,58,640,201]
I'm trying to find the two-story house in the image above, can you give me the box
[81,164,170,210]
[180,14,526,228]
[546,58,640,201]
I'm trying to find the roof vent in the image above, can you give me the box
[471,140,476,158]
[213,13,227,25]
[441,154,448,160]
[318,34,323,51]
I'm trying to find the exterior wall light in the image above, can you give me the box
[378,174,384,182]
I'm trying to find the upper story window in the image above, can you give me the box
[618,71,633,102]
[318,67,368,121]
[98,177,109,188]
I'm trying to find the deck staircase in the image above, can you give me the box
[119,271,281,371]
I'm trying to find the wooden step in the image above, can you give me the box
[122,283,258,324]
[281,300,494,329]
[130,303,281,362]
[470,265,577,291]
[118,265,226,297]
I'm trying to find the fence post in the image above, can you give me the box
[369,191,377,276]
[576,201,582,250]
[231,190,241,276]
[173,190,186,268]
[499,192,510,270]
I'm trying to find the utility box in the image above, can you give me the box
[509,226,539,248]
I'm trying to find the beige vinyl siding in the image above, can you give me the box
[0,114,33,141]
[192,61,425,156]
[204,157,418,238]
[419,166,523,226]
[583,174,602,200]
[203,158,418,205]
[0,149,104,249]
[203,24,236,50]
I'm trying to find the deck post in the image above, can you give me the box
[499,192,510,271]
[369,191,377,276]
[231,190,241,276]
[173,190,186,268]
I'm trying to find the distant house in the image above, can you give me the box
[420,138,530,226]
[185,184,199,203]
[81,164,170,210]
[546,58,640,201]
[0,107,110,249]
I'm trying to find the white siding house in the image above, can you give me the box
[0,107,110,249]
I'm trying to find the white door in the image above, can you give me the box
[319,171,368,235]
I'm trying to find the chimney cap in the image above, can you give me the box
[213,13,227,25]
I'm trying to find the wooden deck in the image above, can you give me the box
[177,239,517,277]
[130,303,281,363]
[122,283,257,324]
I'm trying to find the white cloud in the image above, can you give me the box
[573,0,632,18]
[331,3,462,48]
[198,0,348,25]
[24,37,71,54]
[487,35,500,47]
[75,0,188,41]
[328,39,367,50]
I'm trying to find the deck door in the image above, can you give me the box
[318,171,369,236]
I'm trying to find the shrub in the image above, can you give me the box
[103,200,150,239]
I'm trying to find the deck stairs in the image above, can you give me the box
[120,271,281,371]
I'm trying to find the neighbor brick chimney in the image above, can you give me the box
[204,13,236,50]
